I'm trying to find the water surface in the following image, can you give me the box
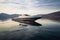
[0,19,60,40]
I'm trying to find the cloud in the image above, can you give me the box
[34,0,60,10]
[0,0,60,10]
[0,0,60,15]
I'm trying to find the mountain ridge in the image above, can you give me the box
[0,13,20,21]
[42,11,60,22]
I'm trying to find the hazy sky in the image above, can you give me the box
[0,0,60,15]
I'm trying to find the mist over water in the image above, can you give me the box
[0,19,60,40]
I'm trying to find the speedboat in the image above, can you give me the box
[12,14,42,26]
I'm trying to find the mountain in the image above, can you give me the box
[42,11,60,21]
[0,13,20,21]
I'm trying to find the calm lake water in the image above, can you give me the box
[0,19,60,40]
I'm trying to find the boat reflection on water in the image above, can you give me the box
[19,22,42,27]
